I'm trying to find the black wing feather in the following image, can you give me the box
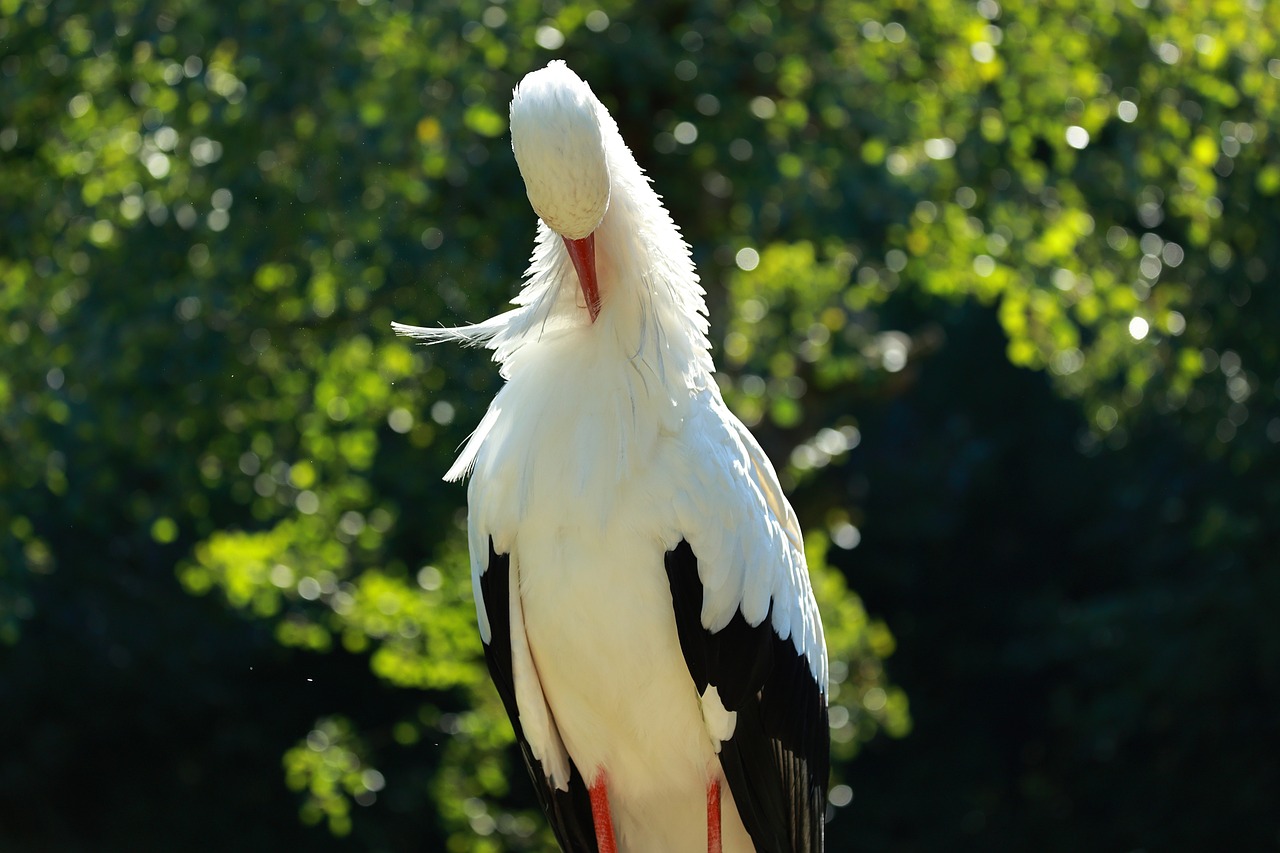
[665,539,830,852]
[480,542,598,853]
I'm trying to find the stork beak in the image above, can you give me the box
[563,234,601,323]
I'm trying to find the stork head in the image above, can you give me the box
[510,61,610,322]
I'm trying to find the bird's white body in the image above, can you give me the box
[472,325,769,849]
[396,62,827,853]
[511,393,756,851]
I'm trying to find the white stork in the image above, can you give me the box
[394,61,829,853]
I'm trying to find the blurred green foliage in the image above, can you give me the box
[2,0,1278,850]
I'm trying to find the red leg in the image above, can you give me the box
[707,778,722,853]
[589,770,618,853]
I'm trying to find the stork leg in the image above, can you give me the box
[589,770,618,853]
[707,778,722,853]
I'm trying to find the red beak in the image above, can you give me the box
[563,234,601,323]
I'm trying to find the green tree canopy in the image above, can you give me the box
[2,0,1277,849]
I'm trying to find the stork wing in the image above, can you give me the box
[666,392,829,852]
[478,543,599,853]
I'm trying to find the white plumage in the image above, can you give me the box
[396,61,828,853]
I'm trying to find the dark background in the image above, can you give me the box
[3,0,1278,850]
